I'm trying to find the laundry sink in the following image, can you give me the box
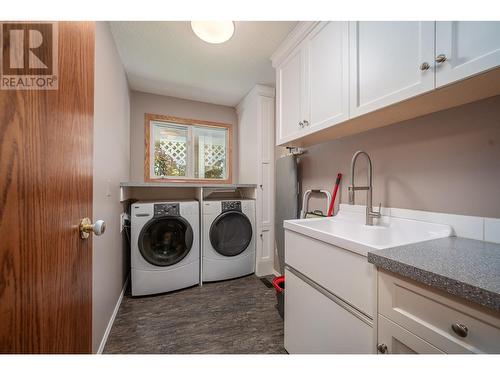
[284,206,453,257]
[283,205,453,354]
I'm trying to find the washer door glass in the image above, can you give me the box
[209,211,252,257]
[138,216,194,267]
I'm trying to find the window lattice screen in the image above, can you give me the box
[159,140,187,166]
[204,144,225,167]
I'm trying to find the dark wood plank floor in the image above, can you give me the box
[104,275,286,354]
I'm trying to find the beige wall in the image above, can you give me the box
[130,91,238,181]
[93,22,130,353]
[289,95,500,219]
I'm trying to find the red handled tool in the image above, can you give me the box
[327,173,342,217]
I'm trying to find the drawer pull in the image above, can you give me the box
[435,54,447,63]
[452,323,469,338]
[377,343,388,354]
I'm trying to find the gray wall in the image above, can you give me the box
[93,22,131,353]
[290,95,500,219]
[129,91,238,181]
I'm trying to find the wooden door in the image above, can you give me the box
[276,45,305,145]
[0,22,94,353]
[435,21,500,87]
[349,21,435,117]
[306,21,349,132]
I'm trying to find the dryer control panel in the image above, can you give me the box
[154,203,180,217]
[221,201,241,213]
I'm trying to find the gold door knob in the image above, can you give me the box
[79,217,106,239]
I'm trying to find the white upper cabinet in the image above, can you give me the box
[435,21,500,87]
[306,22,349,132]
[272,21,500,146]
[274,22,348,145]
[349,21,435,117]
[276,46,306,143]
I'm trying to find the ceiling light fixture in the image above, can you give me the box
[190,21,235,44]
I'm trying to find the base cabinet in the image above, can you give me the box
[284,268,373,354]
[376,270,500,354]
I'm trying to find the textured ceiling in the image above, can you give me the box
[109,21,297,107]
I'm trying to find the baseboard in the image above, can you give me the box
[255,259,275,277]
[96,275,129,354]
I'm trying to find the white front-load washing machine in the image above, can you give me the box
[131,200,199,296]
[203,199,255,282]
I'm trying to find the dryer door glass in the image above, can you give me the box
[138,217,194,267]
[210,211,252,257]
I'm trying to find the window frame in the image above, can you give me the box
[144,113,233,184]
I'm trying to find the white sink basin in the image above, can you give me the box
[284,209,453,257]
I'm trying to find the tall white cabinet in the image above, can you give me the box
[236,85,275,277]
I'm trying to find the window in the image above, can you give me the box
[145,114,232,183]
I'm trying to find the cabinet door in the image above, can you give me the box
[285,268,373,354]
[276,46,306,145]
[306,22,349,132]
[256,95,275,276]
[349,21,435,117]
[435,21,500,87]
[378,315,444,354]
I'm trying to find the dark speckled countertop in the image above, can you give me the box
[367,237,500,312]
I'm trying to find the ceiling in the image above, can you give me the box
[109,21,297,107]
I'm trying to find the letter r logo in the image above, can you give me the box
[2,23,53,75]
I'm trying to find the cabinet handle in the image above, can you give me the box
[451,323,469,338]
[303,120,309,126]
[299,121,304,128]
[435,54,447,63]
[420,62,430,71]
[377,343,388,354]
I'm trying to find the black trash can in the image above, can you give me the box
[272,276,285,319]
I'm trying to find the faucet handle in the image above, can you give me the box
[374,203,382,216]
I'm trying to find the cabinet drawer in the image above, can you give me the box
[378,314,444,354]
[285,268,373,354]
[285,229,374,316]
[378,270,500,353]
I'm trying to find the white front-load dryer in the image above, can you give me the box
[131,200,199,296]
[203,199,255,282]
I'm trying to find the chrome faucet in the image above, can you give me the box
[348,151,381,226]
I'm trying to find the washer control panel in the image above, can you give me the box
[221,201,242,213]
[154,203,180,217]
